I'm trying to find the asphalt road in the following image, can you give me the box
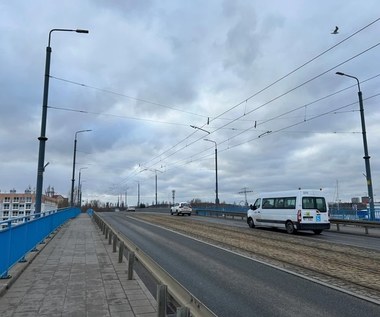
[186,214,380,251]
[102,212,380,317]
[136,209,380,251]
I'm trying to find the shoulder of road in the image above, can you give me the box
[0,213,157,317]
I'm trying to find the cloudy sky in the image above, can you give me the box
[1,1,379,206]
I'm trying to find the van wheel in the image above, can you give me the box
[247,218,255,228]
[313,229,322,235]
[285,221,296,234]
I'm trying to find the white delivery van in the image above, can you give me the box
[247,189,330,234]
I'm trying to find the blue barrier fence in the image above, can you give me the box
[0,207,80,279]
[194,205,380,221]
[329,207,380,221]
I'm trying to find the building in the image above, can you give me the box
[0,187,64,229]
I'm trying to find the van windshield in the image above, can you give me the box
[302,197,327,212]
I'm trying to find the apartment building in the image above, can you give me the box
[0,187,63,228]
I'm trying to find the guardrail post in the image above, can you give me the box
[113,235,117,252]
[108,231,112,245]
[176,307,190,317]
[365,227,369,234]
[118,241,124,263]
[157,284,167,317]
[336,223,340,232]
[127,251,135,280]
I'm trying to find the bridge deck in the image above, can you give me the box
[0,213,157,317]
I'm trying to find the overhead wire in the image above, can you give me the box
[137,18,380,170]
[141,43,380,172]
[49,18,380,176]
[48,18,380,189]
[50,75,209,119]
[162,91,380,172]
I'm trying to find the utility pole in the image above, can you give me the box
[137,182,140,207]
[172,190,175,206]
[238,187,253,206]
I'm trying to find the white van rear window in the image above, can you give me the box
[302,197,327,212]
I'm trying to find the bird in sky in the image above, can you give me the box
[331,26,339,34]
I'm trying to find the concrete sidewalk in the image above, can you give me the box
[0,213,157,317]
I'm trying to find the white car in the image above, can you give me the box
[170,202,192,216]
[127,206,136,212]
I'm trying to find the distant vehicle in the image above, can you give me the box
[114,208,120,212]
[170,202,192,216]
[247,189,330,234]
[127,206,136,212]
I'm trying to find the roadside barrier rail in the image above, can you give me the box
[195,209,246,220]
[92,212,216,317]
[194,209,380,235]
[329,219,380,235]
[0,207,80,279]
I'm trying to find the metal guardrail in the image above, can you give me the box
[0,207,81,279]
[93,212,216,317]
[330,219,380,235]
[195,209,246,220]
[195,209,380,235]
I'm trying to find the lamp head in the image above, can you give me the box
[336,72,345,76]
[76,29,89,34]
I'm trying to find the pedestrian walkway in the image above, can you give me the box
[0,213,157,317]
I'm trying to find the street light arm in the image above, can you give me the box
[335,72,360,91]
[48,28,89,46]
[75,129,92,139]
[204,138,217,147]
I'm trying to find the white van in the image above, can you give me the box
[247,189,330,234]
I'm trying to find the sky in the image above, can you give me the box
[1,1,380,206]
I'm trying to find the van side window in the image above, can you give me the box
[253,198,261,209]
[284,197,296,209]
[275,198,284,208]
[262,198,274,209]
[272,197,296,209]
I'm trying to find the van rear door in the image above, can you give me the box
[301,196,329,223]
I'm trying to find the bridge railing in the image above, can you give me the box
[0,207,80,279]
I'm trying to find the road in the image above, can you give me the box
[138,208,380,250]
[187,213,380,251]
[102,212,380,317]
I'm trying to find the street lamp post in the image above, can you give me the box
[336,72,375,220]
[141,168,162,206]
[77,167,88,206]
[35,28,89,215]
[204,139,219,205]
[71,130,91,206]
